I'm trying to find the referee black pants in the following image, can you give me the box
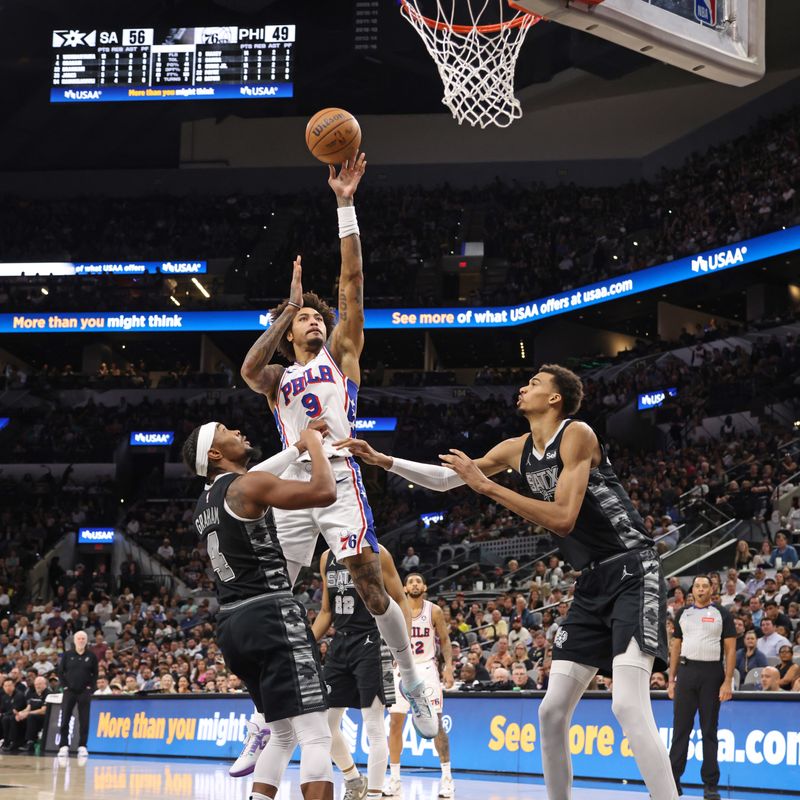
[669,660,723,788]
[59,689,91,749]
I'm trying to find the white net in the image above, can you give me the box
[400,0,539,129]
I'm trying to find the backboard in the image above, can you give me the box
[510,0,765,86]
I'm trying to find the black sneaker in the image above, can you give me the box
[703,786,721,800]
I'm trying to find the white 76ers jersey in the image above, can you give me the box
[273,346,357,460]
[410,600,438,663]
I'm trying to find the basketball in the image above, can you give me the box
[305,107,361,164]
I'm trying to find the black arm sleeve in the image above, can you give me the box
[673,608,685,640]
[719,605,736,639]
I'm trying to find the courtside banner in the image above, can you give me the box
[3,226,798,334]
[87,694,800,791]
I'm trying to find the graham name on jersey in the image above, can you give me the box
[195,506,219,537]
[280,365,336,405]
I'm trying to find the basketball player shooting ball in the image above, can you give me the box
[337,364,678,800]
[240,153,437,742]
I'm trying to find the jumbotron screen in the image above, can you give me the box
[50,26,295,103]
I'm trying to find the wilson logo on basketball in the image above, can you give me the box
[310,113,347,138]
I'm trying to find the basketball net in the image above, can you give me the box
[400,0,540,129]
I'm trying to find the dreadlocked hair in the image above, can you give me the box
[270,291,336,361]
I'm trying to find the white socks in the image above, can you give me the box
[441,762,452,780]
[390,763,401,780]
[374,598,420,687]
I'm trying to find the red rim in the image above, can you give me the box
[400,0,540,34]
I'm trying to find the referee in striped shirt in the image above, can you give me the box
[668,575,736,800]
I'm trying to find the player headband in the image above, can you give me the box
[195,421,218,478]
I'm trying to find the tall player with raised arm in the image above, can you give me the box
[240,155,437,741]
[337,364,678,800]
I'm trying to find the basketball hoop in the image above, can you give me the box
[400,0,541,129]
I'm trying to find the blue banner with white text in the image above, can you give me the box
[87,694,799,792]
[3,226,798,334]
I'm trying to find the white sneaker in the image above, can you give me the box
[58,746,69,757]
[382,776,402,796]
[438,776,454,798]
[399,680,438,739]
[228,720,270,777]
[77,746,89,757]
[343,774,368,800]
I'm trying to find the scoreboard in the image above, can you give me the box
[50,26,295,103]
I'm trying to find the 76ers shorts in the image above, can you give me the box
[273,458,379,566]
[388,660,443,716]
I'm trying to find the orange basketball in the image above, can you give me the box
[305,108,361,165]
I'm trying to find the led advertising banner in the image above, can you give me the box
[0,261,206,276]
[353,417,397,432]
[637,387,678,410]
[3,227,798,334]
[130,431,175,446]
[78,528,115,544]
[86,694,799,793]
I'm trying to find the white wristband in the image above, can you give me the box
[337,205,360,239]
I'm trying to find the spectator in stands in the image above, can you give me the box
[782,573,800,611]
[734,541,754,570]
[786,498,800,533]
[400,547,420,573]
[508,617,533,650]
[759,666,782,692]
[509,662,536,691]
[157,538,175,563]
[456,663,481,690]
[15,675,50,752]
[776,645,800,690]
[756,618,792,658]
[764,600,792,634]
[0,676,25,751]
[771,531,798,567]
[736,631,766,681]
[656,515,681,553]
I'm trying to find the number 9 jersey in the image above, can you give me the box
[272,346,379,567]
[273,346,357,460]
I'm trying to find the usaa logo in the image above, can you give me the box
[240,85,280,97]
[64,89,102,101]
[691,245,747,273]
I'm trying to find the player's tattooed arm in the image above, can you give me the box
[311,551,334,641]
[440,423,596,536]
[240,256,302,406]
[328,154,366,384]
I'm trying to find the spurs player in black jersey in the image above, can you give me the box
[184,422,336,800]
[337,364,677,800]
[312,545,402,800]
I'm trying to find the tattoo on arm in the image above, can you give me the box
[339,289,348,323]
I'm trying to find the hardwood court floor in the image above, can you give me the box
[0,753,788,800]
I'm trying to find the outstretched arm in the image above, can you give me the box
[227,430,335,518]
[439,423,595,536]
[327,154,367,385]
[240,257,303,407]
[311,550,333,641]
[334,435,526,491]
